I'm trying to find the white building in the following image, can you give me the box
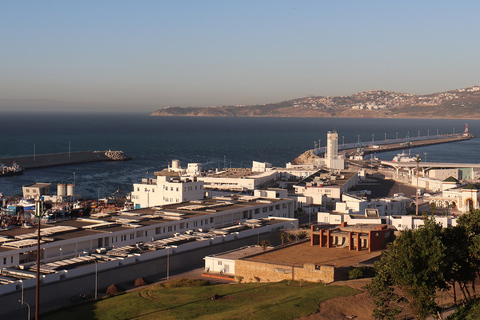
[326,131,345,170]
[131,176,204,209]
[293,170,359,205]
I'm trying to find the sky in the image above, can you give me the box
[1,0,480,113]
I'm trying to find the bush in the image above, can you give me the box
[349,268,364,279]
[349,267,375,279]
[296,231,308,239]
[162,278,210,288]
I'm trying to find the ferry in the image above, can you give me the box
[392,152,416,162]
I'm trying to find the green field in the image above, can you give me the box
[43,279,359,320]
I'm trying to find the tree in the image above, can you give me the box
[366,216,447,319]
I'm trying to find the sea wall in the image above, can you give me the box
[0,151,130,169]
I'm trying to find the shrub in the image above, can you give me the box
[162,278,210,288]
[349,268,364,279]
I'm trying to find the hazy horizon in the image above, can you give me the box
[2,1,480,113]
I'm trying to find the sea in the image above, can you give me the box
[0,113,479,198]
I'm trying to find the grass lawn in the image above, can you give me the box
[43,279,359,320]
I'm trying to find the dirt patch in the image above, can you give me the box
[298,291,375,320]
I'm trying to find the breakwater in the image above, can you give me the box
[0,150,131,169]
[294,133,474,164]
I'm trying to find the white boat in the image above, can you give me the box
[392,152,416,162]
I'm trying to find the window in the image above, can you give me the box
[210,217,214,223]
[176,187,179,192]
[130,234,135,240]
[262,207,268,213]
[3,258,5,265]
[255,208,260,214]
[156,227,161,234]
[275,205,280,210]
[218,261,222,265]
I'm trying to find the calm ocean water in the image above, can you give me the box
[0,113,478,197]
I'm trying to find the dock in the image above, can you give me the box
[294,133,473,164]
[343,133,474,158]
[0,150,131,169]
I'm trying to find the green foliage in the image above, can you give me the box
[235,276,244,283]
[366,216,447,319]
[448,299,480,320]
[349,267,375,280]
[349,268,364,280]
[161,278,210,288]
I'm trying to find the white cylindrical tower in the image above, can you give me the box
[171,159,180,169]
[67,184,75,197]
[326,131,338,160]
[57,184,66,197]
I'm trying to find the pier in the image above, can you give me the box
[294,133,473,164]
[0,150,131,169]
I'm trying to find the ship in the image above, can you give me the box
[0,161,24,177]
[392,152,416,162]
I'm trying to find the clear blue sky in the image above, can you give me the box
[1,0,479,112]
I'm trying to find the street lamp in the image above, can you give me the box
[423,152,428,163]
[93,259,98,299]
[33,200,45,320]
[18,300,30,320]
[415,155,422,216]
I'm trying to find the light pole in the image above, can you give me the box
[69,141,71,158]
[93,259,98,299]
[396,132,398,140]
[33,200,45,320]
[73,172,76,204]
[384,133,387,142]
[342,136,344,146]
[423,152,428,163]
[415,155,421,216]
[18,300,30,320]
[33,144,36,162]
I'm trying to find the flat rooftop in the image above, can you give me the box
[295,170,357,188]
[0,196,290,251]
[240,241,382,268]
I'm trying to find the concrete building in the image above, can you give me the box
[22,183,51,200]
[0,194,294,270]
[131,176,204,208]
[326,131,344,170]
[293,170,359,206]
[429,182,480,213]
[204,246,268,275]
[310,222,394,252]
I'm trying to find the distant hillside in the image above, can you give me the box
[151,85,480,119]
